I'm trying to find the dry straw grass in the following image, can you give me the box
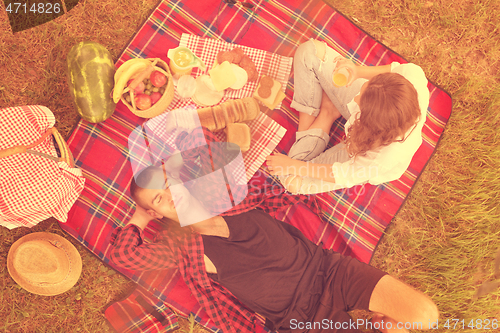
[1,0,499,332]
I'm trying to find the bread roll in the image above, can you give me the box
[212,105,226,130]
[226,97,260,122]
[197,97,261,131]
[221,102,236,125]
[241,97,260,121]
[233,99,245,122]
[197,107,217,131]
[226,123,251,152]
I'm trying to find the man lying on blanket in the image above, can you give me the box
[110,126,438,333]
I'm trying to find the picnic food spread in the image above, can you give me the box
[108,41,288,154]
[66,41,116,123]
[163,45,271,152]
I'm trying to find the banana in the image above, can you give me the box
[114,58,150,83]
[113,61,151,103]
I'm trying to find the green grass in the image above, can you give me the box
[1,0,499,332]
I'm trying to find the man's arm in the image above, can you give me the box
[128,204,154,230]
[109,207,177,271]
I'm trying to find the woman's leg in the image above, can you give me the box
[290,39,330,118]
[282,143,350,194]
[288,92,343,162]
[291,39,357,119]
[297,112,316,132]
[296,40,341,132]
[288,40,364,164]
[307,91,342,133]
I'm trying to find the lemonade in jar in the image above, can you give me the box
[167,47,206,79]
[332,66,352,88]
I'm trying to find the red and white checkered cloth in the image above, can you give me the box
[0,105,85,229]
[143,34,291,180]
[164,33,293,111]
[180,33,292,104]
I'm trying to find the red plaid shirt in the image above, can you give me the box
[110,127,320,333]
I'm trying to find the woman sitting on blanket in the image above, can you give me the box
[266,39,430,194]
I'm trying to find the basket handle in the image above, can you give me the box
[0,127,54,159]
[0,127,76,168]
[0,146,27,158]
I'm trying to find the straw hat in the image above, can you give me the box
[7,232,83,296]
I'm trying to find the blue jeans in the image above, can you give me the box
[288,39,367,164]
[290,39,365,119]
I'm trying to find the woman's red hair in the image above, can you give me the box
[345,72,421,157]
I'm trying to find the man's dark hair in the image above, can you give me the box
[129,165,166,204]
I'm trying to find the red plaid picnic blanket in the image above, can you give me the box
[104,286,178,333]
[60,0,452,332]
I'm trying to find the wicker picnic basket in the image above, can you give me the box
[121,58,174,118]
[0,105,85,229]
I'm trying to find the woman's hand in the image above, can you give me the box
[266,153,303,176]
[334,57,358,86]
